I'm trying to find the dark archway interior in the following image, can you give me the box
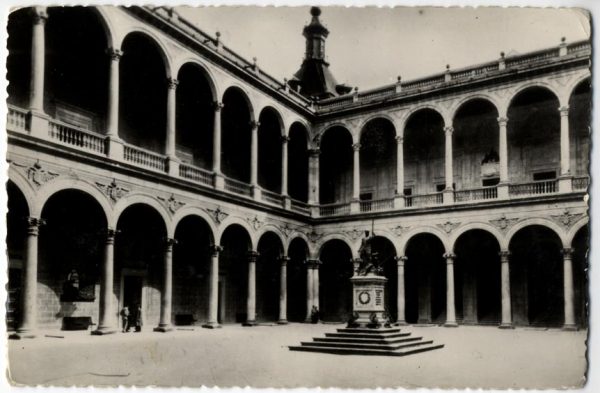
[7,8,33,108]
[256,232,283,322]
[404,109,445,194]
[221,88,252,182]
[370,236,398,321]
[173,216,212,325]
[453,100,499,189]
[509,225,563,327]
[120,33,167,152]
[40,190,107,325]
[219,224,250,323]
[507,87,560,183]
[319,240,353,322]
[258,108,283,193]
[359,119,397,199]
[454,230,501,325]
[320,127,353,204]
[175,63,214,169]
[288,123,309,202]
[45,7,108,131]
[569,80,591,177]
[404,233,446,324]
[572,226,589,328]
[287,238,308,322]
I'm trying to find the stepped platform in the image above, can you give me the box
[289,327,444,357]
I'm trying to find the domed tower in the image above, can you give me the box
[288,7,352,100]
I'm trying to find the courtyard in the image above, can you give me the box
[7,323,587,389]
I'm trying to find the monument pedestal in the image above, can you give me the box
[350,274,387,327]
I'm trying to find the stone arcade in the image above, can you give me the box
[5,6,590,339]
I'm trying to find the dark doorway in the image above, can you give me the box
[319,240,353,322]
[123,276,143,309]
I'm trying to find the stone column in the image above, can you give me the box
[396,135,404,195]
[165,78,179,175]
[352,143,361,200]
[395,256,408,325]
[281,136,290,196]
[562,248,576,330]
[155,238,176,332]
[11,217,44,339]
[277,256,290,324]
[308,148,320,205]
[304,260,315,322]
[444,253,458,327]
[92,229,118,335]
[499,250,513,328]
[250,121,260,189]
[313,260,321,312]
[212,102,225,188]
[559,106,571,176]
[443,126,454,204]
[244,250,259,326]
[203,245,223,329]
[497,117,509,183]
[29,7,47,113]
[106,48,122,138]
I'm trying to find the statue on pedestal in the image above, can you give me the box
[356,230,383,276]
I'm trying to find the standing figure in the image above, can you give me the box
[120,306,130,332]
[134,303,143,332]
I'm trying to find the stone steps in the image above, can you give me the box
[289,327,444,357]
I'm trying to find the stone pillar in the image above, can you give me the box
[396,135,404,195]
[203,245,223,329]
[308,148,320,205]
[281,136,290,197]
[395,256,407,325]
[304,260,315,322]
[212,102,225,189]
[497,117,509,183]
[562,248,576,330]
[250,121,260,195]
[559,106,571,176]
[165,78,179,175]
[443,126,454,204]
[352,143,361,200]
[313,260,321,312]
[244,250,259,326]
[29,7,47,113]
[155,238,176,332]
[92,229,117,335]
[277,256,290,324]
[499,250,513,328]
[444,253,458,327]
[106,48,123,160]
[11,217,44,339]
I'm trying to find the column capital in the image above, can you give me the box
[559,106,570,117]
[164,237,177,250]
[105,228,119,244]
[213,101,224,111]
[499,250,511,261]
[209,244,223,256]
[308,148,321,156]
[497,117,508,126]
[394,255,408,266]
[561,247,574,258]
[443,252,456,261]
[395,135,404,144]
[26,217,45,235]
[304,259,321,269]
[352,143,362,152]
[247,250,260,262]
[250,120,261,130]
[281,135,291,144]
[167,78,179,90]
[106,47,123,61]
[278,256,291,265]
[444,126,454,135]
[32,7,48,25]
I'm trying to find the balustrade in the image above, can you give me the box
[319,202,351,217]
[7,105,28,132]
[48,120,106,154]
[509,180,558,196]
[290,199,310,214]
[572,176,589,192]
[359,198,394,213]
[454,187,498,203]
[224,177,252,196]
[262,189,284,206]
[405,192,444,208]
[123,144,167,172]
[179,163,213,186]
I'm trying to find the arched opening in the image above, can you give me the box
[571,226,589,328]
[172,215,213,326]
[288,123,309,202]
[258,108,283,193]
[6,182,30,331]
[369,236,398,321]
[7,8,33,108]
[115,204,167,330]
[219,224,251,323]
[569,79,591,177]
[319,126,353,204]
[44,7,109,132]
[454,230,501,325]
[119,32,167,153]
[319,239,353,322]
[287,237,308,322]
[175,63,215,169]
[256,232,283,322]
[359,119,397,200]
[404,233,446,324]
[221,87,252,183]
[507,87,560,183]
[509,225,563,327]
[453,100,499,190]
[404,109,445,196]
[39,190,107,328]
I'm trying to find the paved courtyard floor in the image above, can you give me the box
[7,323,587,389]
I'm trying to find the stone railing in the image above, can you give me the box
[319,202,351,217]
[290,199,311,214]
[359,198,394,213]
[123,144,167,172]
[509,180,558,197]
[179,163,213,187]
[7,105,28,132]
[405,192,443,208]
[48,119,106,155]
[262,188,284,206]
[454,186,498,203]
[224,177,252,196]
[572,176,589,191]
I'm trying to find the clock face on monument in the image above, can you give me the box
[358,291,371,305]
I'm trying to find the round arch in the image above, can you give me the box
[8,167,36,217]
[256,224,287,250]
[566,217,589,248]
[173,58,219,100]
[119,28,173,78]
[401,104,449,127]
[450,223,504,253]
[221,84,256,121]
[258,106,285,137]
[316,234,355,259]
[216,217,257,250]
[567,74,592,102]
[399,226,450,255]
[112,193,171,236]
[504,218,566,250]
[91,6,117,49]
[508,82,562,108]
[357,114,398,138]
[451,95,501,122]
[319,123,354,144]
[171,206,217,244]
[288,119,312,141]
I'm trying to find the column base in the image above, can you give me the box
[499,323,515,329]
[91,327,117,335]
[8,330,36,339]
[562,324,578,331]
[443,321,459,327]
[350,200,360,213]
[153,325,173,332]
[202,322,222,329]
[252,186,261,201]
[242,320,257,327]
[443,189,455,205]
[394,321,408,326]
[277,319,288,325]
[214,172,225,190]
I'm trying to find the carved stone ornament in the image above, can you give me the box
[437,221,461,234]
[96,179,130,203]
[390,225,410,236]
[13,160,59,188]
[306,229,323,243]
[207,207,229,224]
[247,215,264,230]
[489,215,520,233]
[550,209,585,229]
[158,194,186,214]
[344,228,365,241]
[280,223,293,238]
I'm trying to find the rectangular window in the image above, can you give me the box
[482,178,500,187]
[403,188,413,196]
[359,192,372,201]
[533,171,556,181]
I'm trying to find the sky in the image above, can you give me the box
[176,6,590,91]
